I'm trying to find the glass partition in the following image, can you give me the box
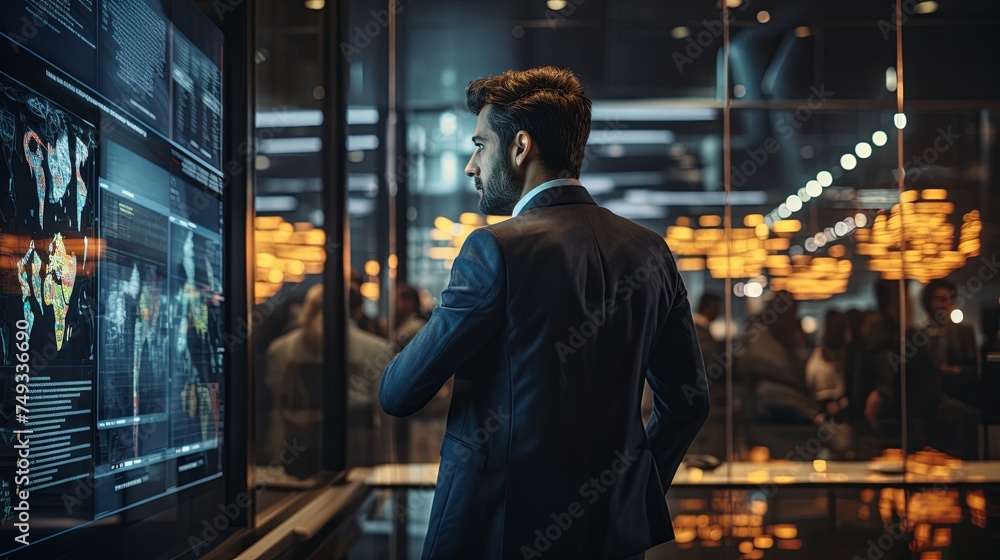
[253,0,328,488]
[251,0,1000,558]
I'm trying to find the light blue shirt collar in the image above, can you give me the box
[511,178,583,217]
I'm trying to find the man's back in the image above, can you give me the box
[380,185,709,559]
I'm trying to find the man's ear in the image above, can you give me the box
[510,130,534,169]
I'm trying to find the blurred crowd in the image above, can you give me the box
[681,278,987,462]
[254,268,444,476]
[255,270,993,478]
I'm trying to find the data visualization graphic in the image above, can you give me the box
[0,73,96,362]
[169,228,223,448]
[97,189,171,464]
[0,73,97,522]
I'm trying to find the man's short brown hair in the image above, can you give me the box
[466,66,592,178]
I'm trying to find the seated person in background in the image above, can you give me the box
[921,279,980,458]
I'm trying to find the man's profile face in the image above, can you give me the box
[465,105,523,215]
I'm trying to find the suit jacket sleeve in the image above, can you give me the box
[644,275,710,492]
[378,228,506,417]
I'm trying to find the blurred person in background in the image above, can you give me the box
[684,293,726,458]
[346,283,393,466]
[254,276,322,465]
[985,308,1000,356]
[805,309,853,456]
[391,282,452,463]
[737,291,817,425]
[921,279,979,404]
[856,279,939,457]
[921,279,980,458]
[264,284,392,472]
[264,283,325,476]
[394,282,430,348]
[805,309,850,420]
[842,308,868,428]
[640,293,719,424]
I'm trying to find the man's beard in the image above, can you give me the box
[476,154,522,216]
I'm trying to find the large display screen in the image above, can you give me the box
[0,1,225,555]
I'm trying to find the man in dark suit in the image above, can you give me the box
[378,67,709,560]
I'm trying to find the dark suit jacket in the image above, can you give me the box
[379,184,710,559]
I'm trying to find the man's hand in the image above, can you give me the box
[864,390,882,428]
[939,363,961,376]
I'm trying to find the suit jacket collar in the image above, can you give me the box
[517,183,596,214]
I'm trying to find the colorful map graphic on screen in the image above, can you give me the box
[0,74,96,362]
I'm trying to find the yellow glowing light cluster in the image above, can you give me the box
[855,190,981,282]
[912,524,954,555]
[908,488,962,526]
[666,214,849,300]
[671,490,797,557]
[870,448,971,538]
[665,214,794,279]
[906,448,964,477]
[768,255,852,300]
[254,216,326,302]
[428,213,509,268]
[968,490,987,528]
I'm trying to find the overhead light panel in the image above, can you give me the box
[885,67,898,92]
[625,190,767,206]
[347,135,380,151]
[587,130,675,145]
[602,200,667,220]
[258,137,322,155]
[256,110,323,128]
[591,103,717,122]
[348,107,380,125]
